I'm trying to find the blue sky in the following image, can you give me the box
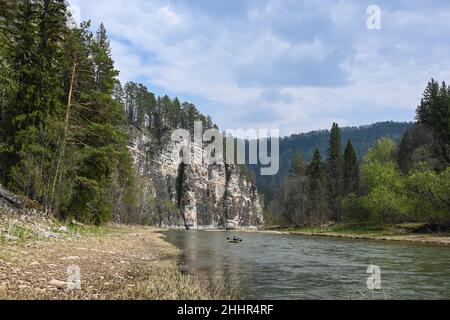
[68,0,450,136]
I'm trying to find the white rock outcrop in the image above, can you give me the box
[129,128,264,229]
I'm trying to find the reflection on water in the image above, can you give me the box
[162,231,450,300]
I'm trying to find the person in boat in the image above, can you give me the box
[227,236,242,242]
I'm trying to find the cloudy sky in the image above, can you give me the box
[68,0,450,136]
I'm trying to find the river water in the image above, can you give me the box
[162,230,450,300]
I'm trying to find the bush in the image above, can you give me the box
[342,193,371,222]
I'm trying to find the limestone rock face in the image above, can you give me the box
[129,128,264,229]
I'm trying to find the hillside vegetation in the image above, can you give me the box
[266,80,449,231]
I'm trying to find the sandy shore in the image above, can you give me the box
[0,214,223,300]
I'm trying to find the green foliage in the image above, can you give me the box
[306,148,328,226]
[363,137,397,164]
[2,0,67,200]
[343,140,359,195]
[415,79,450,169]
[359,157,410,223]
[63,24,134,224]
[397,124,437,173]
[254,121,411,202]
[0,5,139,225]
[239,165,257,185]
[406,168,450,223]
[121,81,214,142]
[0,1,17,168]
[342,194,370,222]
[290,151,305,176]
[326,123,343,221]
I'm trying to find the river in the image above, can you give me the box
[162,230,450,300]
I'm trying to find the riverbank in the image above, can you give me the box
[265,223,450,245]
[0,213,222,300]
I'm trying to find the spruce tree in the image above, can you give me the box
[48,21,94,213]
[290,151,306,176]
[93,23,117,93]
[343,139,359,195]
[307,148,327,226]
[67,23,134,224]
[172,98,182,128]
[326,123,343,221]
[416,79,450,168]
[4,0,68,203]
[0,0,17,181]
[154,97,164,144]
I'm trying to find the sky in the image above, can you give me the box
[68,0,450,136]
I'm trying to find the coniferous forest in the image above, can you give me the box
[0,1,213,225]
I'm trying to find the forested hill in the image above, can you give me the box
[253,121,412,200]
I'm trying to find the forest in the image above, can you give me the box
[1,1,448,230]
[268,79,449,229]
[0,0,212,225]
[252,121,412,201]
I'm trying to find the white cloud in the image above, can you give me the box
[68,0,450,136]
[157,5,183,26]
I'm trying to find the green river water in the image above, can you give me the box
[163,230,450,300]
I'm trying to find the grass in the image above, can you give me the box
[286,224,390,237]
[268,222,450,245]
[0,212,226,300]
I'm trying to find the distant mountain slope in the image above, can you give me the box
[252,121,413,201]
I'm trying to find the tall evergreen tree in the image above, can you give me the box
[343,139,359,195]
[416,79,450,168]
[171,97,182,128]
[93,23,117,93]
[307,148,327,226]
[66,23,134,224]
[4,0,68,203]
[326,123,343,221]
[48,20,95,212]
[290,151,306,176]
[0,0,18,180]
[154,97,164,144]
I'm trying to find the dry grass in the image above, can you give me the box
[275,224,450,245]
[0,214,223,300]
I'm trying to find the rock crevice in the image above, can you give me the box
[129,128,264,229]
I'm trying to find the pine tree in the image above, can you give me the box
[416,79,440,129]
[4,0,68,203]
[172,97,182,128]
[112,80,125,105]
[343,139,359,195]
[138,84,156,128]
[48,21,94,212]
[66,23,134,224]
[154,97,164,144]
[308,149,324,190]
[326,123,343,221]
[290,151,305,176]
[416,79,450,168]
[0,0,18,181]
[279,150,308,225]
[93,23,117,93]
[307,148,327,226]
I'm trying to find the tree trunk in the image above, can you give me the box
[48,62,77,214]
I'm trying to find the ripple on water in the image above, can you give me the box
[163,231,450,300]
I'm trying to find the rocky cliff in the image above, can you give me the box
[129,128,264,230]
